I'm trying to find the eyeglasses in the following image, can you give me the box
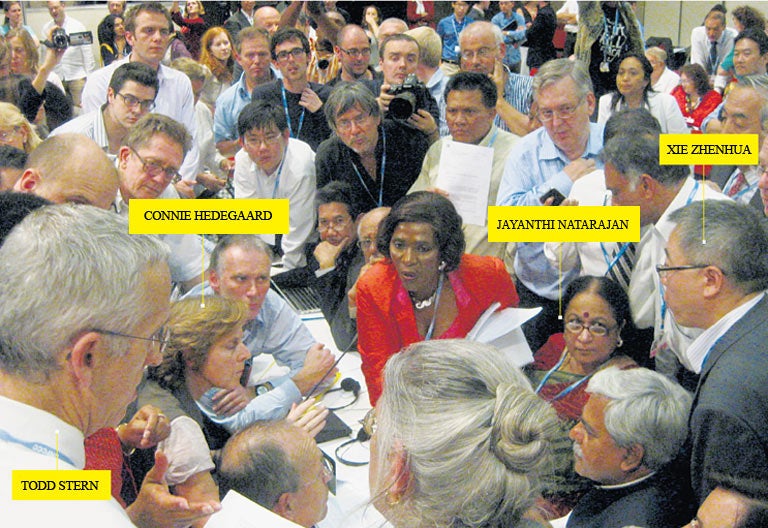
[321,451,336,495]
[361,408,377,437]
[339,46,371,58]
[537,97,585,122]
[95,326,171,355]
[130,148,181,183]
[116,92,156,112]
[0,126,21,142]
[318,215,352,232]
[564,320,617,337]
[460,46,496,60]
[243,132,283,148]
[336,112,371,132]
[655,264,710,275]
[275,47,306,62]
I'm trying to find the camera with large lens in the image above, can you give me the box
[50,27,69,50]
[388,73,426,120]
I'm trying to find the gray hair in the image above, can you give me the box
[373,340,559,527]
[209,234,272,274]
[0,204,169,381]
[728,81,768,131]
[219,421,304,510]
[324,82,380,131]
[600,130,689,189]
[669,200,768,294]
[645,46,667,64]
[586,367,692,471]
[532,58,593,101]
[459,20,503,47]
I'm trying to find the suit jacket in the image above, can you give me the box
[224,10,250,39]
[709,165,763,213]
[688,294,768,503]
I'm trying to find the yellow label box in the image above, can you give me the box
[128,199,289,235]
[659,133,758,166]
[488,206,640,243]
[12,470,111,500]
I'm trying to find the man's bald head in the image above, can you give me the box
[14,134,118,209]
[378,18,408,41]
[358,206,391,262]
[254,5,280,35]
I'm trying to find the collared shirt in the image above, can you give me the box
[596,471,657,490]
[49,105,112,156]
[410,124,519,268]
[82,55,200,181]
[233,138,317,270]
[42,15,96,81]
[497,123,604,299]
[722,166,760,206]
[426,67,450,136]
[653,67,681,95]
[685,293,764,374]
[437,14,472,61]
[497,67,534,132]
[690,25,738,76]
[491,11,527,67]
[183,283,315,429]
[0,396,134,526]
[214,72,251,144]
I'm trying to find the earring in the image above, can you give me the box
[616,336,623,348]
[386,490,401,506]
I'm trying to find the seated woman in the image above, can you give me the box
[136,296,325,522]
[526,276,637,517]
[356,192,519,405]
[369,339,558,528]
[0,101,41,154]
[597,52,689,135]
[99,14,131,66]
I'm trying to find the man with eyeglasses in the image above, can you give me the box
[114,113,211,292]
[660,200,768,506]
[757,134,768,217]
[50,62,158,157]
[251,28,332,152]
[219,420,332,528]
[82,2,200,195]
[497,59,603,352]
[459,21,533,136]
[602,130,728,381]
[233,101,316,270]
[329,24,381,86]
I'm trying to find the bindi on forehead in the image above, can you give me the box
[583,311,590,319]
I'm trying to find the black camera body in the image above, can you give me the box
[388,73,426,120]
[44,28,93,50]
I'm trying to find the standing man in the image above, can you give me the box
[50,62,158,157]
[234,101,316,270]
[497,59,602,351]
[437,1,472,76]
[316,82,430,214]
[0,205,219,526]
[661,200,768,504]
[410,72,518,268]
[215,27,275,157]
[43,0,96,108]
[460,21,533,136]
[406,26,450,136]
[690,10,737,82]
[224,1,255,40]
[252,28,332,152]
[82,2,199,192]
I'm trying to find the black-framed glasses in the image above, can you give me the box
[321,450,336,495]
[275,47,306,62]
[94,326,171,355]
[116,92,156,112]
[655,264,710,275]
[130,148,182,183]
[339,46,371,58]
[564,320,617,337]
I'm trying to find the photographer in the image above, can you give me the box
[362,34,440,143]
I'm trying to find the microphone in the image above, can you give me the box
[340,377,360,397]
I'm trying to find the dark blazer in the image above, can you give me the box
[709,165,763,212]
[224,10,251,39]
[688,294,768,503]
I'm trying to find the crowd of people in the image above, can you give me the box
[1,1,768,527]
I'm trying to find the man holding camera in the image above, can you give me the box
[43,1,96,109]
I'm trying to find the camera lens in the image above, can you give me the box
[389,92,416,120]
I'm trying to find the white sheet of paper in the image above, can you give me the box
[435,140,494,226]
[206,490,303,528]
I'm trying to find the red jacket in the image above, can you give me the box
[356,253,518,405]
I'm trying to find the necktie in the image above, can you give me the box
[709,41,718,75]
[727,171,747,197]
[607,241,636,291]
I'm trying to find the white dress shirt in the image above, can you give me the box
[41,15,96,81]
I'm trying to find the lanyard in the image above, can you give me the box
[533,351,593,401]
[350,127,387,207]
[281,83,305,139]
[486,127,499,148]
[268,146,288,199]
[451,15,466,39]
[424,272,446,341]
[601,241,633,274]
[0,428,76,468]
[659,180,701,333]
